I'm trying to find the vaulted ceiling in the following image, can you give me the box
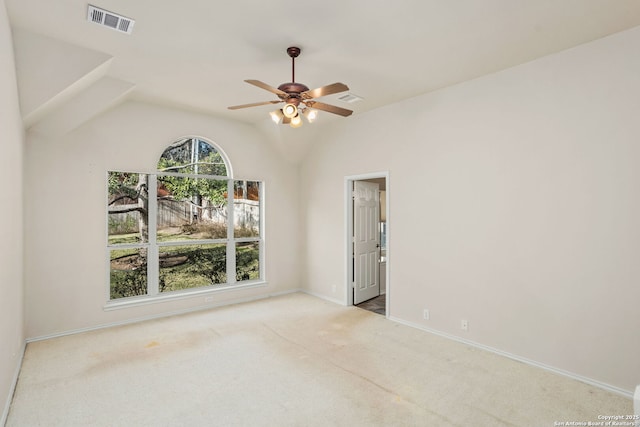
[6,0,640,136]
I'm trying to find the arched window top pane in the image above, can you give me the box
[157,137,228,176]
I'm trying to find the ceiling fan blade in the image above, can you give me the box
[245,80,288,97]
[305,101,353,117]
[301,82,349,99]
[228,100,282,110]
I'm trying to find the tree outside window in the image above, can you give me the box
[107,138,262,302]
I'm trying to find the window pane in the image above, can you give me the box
[159,244,226,292]
[236,242,260,282]
[234,180,260,238]
[110,248,148,299]
[108,172,149,244]
[157,138,227,176]
[157,176,228,241]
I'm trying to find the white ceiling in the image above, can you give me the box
[6,0,640,127]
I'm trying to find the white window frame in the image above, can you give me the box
[105,138,265,310]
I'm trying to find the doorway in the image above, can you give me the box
[345,172,389,317]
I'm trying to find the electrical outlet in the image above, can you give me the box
[332,284,337,293]
[423,309,430,320]
[204,296,214,303]
[461,319,468,331]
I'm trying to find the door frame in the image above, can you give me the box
[344,171,390,316]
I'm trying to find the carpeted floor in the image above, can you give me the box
[7,293,632,426]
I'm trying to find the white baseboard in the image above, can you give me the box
[27,290,298,343]
[388,315,634,400]
[1,341,26,426]
[299,289,346,306]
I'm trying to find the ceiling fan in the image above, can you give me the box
[228,46,353,127]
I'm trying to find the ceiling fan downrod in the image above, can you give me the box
[287,46,301,83]
[277,47,308,104]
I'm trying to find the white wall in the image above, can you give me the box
[12,28,113,126]
[0,0,25,422]
[24,101,301,338]
[300,26,640,393]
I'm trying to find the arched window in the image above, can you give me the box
[107,137,263,306]
[157,137,230,176]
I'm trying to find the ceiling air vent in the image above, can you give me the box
[337,93,363,103]
[87,5,135,35]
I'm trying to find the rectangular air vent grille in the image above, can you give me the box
[337,93,364,103]
[87,5,135,35]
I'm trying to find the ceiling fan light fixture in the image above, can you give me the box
[282,103,298,118]
[290,114,303,128]
[303,108,318,123]
[270,109,284,124]
[228,46,353,125]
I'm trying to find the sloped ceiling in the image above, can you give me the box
[6,1,640,143]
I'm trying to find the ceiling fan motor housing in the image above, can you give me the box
[278,82,309,106]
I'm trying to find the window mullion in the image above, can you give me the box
[147,174,159,296]
[259,182,265,281]
[226,179,236,285]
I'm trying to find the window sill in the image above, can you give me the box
[103,280,267,311]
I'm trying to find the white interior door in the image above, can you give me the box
[353,181,380,304]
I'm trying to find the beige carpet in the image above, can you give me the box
[7,293,631,426]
